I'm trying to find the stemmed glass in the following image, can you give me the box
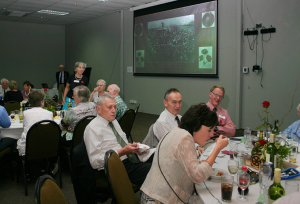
[228,160,239,185]
[237,168,250,201]
[10,111,15,121]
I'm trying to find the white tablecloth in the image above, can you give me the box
[0,118,61,140]
[196,138,300,204]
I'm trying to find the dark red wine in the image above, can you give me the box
[238,186,249,195]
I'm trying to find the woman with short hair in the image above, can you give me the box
[4,80,23,103]
[140,103,229,204]
[60,85,97,147]
[62,62,89,110]
[21,80,34,100]
[89,79,106,104]
[17,90,54,156]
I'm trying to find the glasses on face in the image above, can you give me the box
[212,92,224,99]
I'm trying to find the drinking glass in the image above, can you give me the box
[14,110,19,120]
[259,163,271,194]
[289,146,298,163]
[228,160,239,185]
[10,111,15,121]
[244,127,251,138]
[229,142,236,160]
[285,181,299,195]
[237,170,250,201]
[221,175,234,202]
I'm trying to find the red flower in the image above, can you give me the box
[262,101,270,108]
[81,81,84,84]
[258,139,266,146]
[43,88,48,91]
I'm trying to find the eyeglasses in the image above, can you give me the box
[211,92,224,99]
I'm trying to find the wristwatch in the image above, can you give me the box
[214,126,218,132]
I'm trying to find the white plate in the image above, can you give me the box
[138,144,150,152]
[210,168,228,179]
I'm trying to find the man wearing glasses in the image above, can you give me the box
[206,85,236,137]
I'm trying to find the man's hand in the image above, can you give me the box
[119,142,143,156]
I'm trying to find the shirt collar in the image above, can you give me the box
[206,101,218,111]
[165,108,177,120]
[96,114,116,127]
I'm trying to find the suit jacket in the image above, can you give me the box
[56,71,69,89]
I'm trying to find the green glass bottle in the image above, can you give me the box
[259,130,263,140]
[266,134,277,168]
[67,98,72,109]
[268,168,285,203]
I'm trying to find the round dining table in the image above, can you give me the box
[196,137,300,204]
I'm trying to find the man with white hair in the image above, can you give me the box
[282,103,300,138]
[106,84,128,120]
[0,78,10,95]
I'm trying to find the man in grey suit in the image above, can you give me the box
[56,65,69,102]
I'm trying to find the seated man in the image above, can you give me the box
[84,93,152,185]
[206,85,236,137]
[17,90,54,156]
[143,88,182,148]
[106,84,128,121]
[0,78,10,95]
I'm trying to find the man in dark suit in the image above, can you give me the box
[56,65,69,102]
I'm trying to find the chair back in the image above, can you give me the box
[118,109,135,140]
[104,150,138,204]
[142,124,159,148]
[35,174,67,204]
[134,103,140,116]
[71,115,96,150]
[4,101,20,114]
[25,120,61,161]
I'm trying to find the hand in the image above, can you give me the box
[197,146,205,155]
[215,135,228,151]
[123,142,141,155]
[93,87,98,92]
[62,98,65,105]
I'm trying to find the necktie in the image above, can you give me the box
[175,116,180,126]
[59,72,63,83]
[213,108,219,126]
[108,122,140,163]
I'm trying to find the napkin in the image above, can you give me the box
[137,148,156,162]
[221,150,238,155]
[257,193,264,203]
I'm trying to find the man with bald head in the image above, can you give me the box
[84,93,152,185]
[106,84,128,120]
[56,65,69,102]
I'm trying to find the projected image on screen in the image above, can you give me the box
[199,46,212,68]
[147,15,194,63]
[134,0,218,77]
[136,50,145,67]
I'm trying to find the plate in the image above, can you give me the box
[210,168,228,179]
[138,144,150,152]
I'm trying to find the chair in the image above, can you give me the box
[104,150,138,204]
[4,101,20,114]
[134,103,140,116]
[61,115,96,172]
[142,124,159,148]
[118,109,136,142]
[35,174,67,204]
[0,147,14,181]
[17,120,62,196]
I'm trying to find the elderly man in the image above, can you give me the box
[106,84,128,121]
[56,65,69,102]
[0,78,10,95]
[206,85,236,137]
[84,93,152,185]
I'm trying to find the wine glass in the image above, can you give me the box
[10,111,15,121]
[228,160,239,185]
[237,169,250,201]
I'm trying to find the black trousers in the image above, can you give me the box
[0,137,16,152]
[122,154,153,185]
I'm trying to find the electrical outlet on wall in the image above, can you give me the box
[243,67,249,74]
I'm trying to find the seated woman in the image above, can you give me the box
[0,105,15,152]
[282,103,300,139]
[60,85,97,147]
[89,79,106,104]
[17,90,54,156]
[140,103,229,204]
[21,80,34,100]
[4,80,23,103]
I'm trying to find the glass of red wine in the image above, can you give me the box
[10,111,15,121]
[237,167,250,201]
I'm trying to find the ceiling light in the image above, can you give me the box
[99,0,108,2]
[37,10,69,15]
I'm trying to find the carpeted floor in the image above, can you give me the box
[0,112,158,204]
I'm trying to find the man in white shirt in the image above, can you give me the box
[153,88,182,140]
[0,78,10,95]
[84,93,152,185]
